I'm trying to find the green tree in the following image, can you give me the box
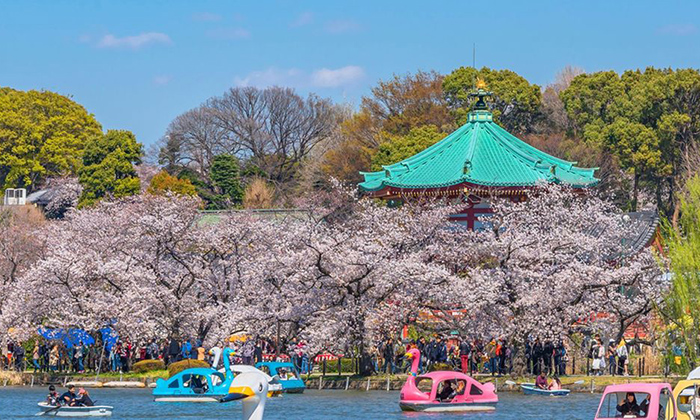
[209,154,244,209]
[78,130,143,207]
[442,67,542,134]
[0,89,102,190]
[661,175,700,369]
[602,118,663,210]
[561,68,700,213]
[371,125,446,170]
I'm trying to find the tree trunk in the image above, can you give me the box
[631,171,639,211]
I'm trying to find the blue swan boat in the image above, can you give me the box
[153,348,236,402]
[255,361,306,393]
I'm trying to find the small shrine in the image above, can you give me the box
[358,79,599,229]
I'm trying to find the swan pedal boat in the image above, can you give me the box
[521,383,571,396]
[36,403,113,417]
[255,361,306,394]
[399,348,498,413]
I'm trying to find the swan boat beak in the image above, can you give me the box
[220,386,256,403]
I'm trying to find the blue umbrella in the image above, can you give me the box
[99,328,119,352]
[38,327,96,348]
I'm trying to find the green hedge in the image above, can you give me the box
[167,359,210,377]
[317,358,356,374]
[132,359,165,373]
[428,362,453,372]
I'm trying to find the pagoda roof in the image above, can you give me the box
[359,110,598,193]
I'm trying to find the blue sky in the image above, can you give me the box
[1,0,699,146]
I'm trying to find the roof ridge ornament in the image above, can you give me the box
[469,78,492,111]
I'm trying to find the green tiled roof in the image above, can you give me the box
[359,110,598,192]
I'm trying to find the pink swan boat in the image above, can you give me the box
[595,382,677,419]
[399,348,498,412]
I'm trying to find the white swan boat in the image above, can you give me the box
[36,403,113,417]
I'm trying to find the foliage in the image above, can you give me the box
[442,66,542,134]
[427,363,453,372]
[78,130,143,207]
[322,71,453,184]
[359,70,454,137]
[371,125,446,170]
[147,171,197,196]
[0,89,102,190]
[132,359,166,373]
[560,68,700,213]
[661,175,700,366]
[243,177,274,209]
[210,154,244,209]
[167,359,210,377]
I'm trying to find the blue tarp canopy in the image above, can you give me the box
[37,327,95,348]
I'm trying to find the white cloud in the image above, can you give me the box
[324,19,361,34]
[192,12,222,22]
[290,12,313,27]
[206,27,251,40]
[153,75,172,86]
[97,32,172,49]
[234,65,365,89]
[311,66,365,88]
[656,23,697,36]
[234,67,304,87]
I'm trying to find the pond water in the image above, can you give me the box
[0,387,601,419]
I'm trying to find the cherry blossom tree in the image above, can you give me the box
[425,185,665,372]
[0,182,666,373]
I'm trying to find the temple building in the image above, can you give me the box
[359,80,599,230]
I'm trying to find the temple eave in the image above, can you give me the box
[363,182,591,200]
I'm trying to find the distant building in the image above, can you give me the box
[3,188,26,206]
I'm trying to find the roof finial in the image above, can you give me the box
[469,78,492,111]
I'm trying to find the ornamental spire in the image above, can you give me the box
[469,77,492,111]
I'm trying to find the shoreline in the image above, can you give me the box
[0,371,685,393]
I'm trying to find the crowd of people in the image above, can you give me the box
[525,338,568,376]
[371,336,515,377]
[1,336,310,374]
[2,340,93,373]
[589,334,631,376]
[1,331,636,380]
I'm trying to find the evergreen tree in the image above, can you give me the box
[78,130,143,207]
[209,154,244,209]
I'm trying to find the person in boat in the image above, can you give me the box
[548,376,562,390]
[46,385,60,406]
[436,380,454,401]
[535,372,549,390]
[446,380,467,401]
[72,388,94,407]
[60,385,77,406]
[616,392,650,417]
